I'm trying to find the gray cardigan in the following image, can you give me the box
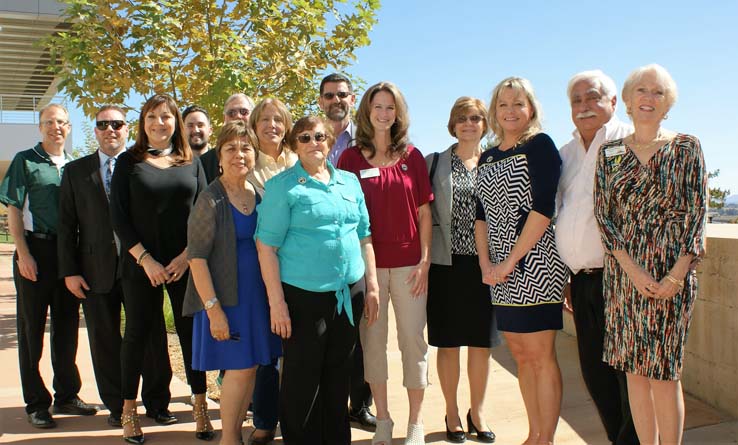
[182,179,259,316]
[425,145,455,266]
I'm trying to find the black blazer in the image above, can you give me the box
[57,151,118,293]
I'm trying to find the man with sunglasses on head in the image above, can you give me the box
[57,105,168,428]
[318,73,377,431]
[0,103,97,428]
[318,73,358,167]
[183,105,218,183]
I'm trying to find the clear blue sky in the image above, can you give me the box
[69,0,738,193]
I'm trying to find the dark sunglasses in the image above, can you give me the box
[456,115,484,124]
[297,132,328,143]
[96,120,126,131]
[225,108,250,118]
[321,91,352,100]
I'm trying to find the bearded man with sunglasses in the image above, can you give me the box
[57,105,167,428]
[317,73,377,431]
[318,73,360,168]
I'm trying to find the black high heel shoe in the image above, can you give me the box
[467,409,495,443]
[445,415,466,443]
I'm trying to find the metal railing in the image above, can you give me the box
[0,94,68,124]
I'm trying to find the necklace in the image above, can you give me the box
[223,181,253,214]
[147,145,173,157]
[629,130,665,151]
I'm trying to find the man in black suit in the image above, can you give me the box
[57,105,170,427]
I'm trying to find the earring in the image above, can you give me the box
[218,165,223,174]
[663,114,669,120]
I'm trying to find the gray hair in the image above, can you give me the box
[622,64,678,110]
[223,93,256,111]
[567,70,617,101]
[38,103,69,122]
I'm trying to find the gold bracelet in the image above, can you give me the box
[665,274,684,289]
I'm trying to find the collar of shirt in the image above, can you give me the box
[256,148,296,168]
[556,117,632,272]
[293,159,345,188]
[98,149,122,170]
[32,142,70,166]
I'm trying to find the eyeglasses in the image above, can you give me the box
[225,108,251,118]
[321,91,352,100]
[297,132,328,143]
[96,120,126,131]
[456,115,484,124]
[41,119,70,127]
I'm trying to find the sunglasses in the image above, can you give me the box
[321,91,352,100]
[297,132,328,144]
[225,108,250,118]
[456,115,484,124]
[96,120,126,131]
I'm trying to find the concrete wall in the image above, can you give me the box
[563,224,738,418]
[0,123,74,180]
[683,226,738,417]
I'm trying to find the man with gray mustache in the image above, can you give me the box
[555,70,638,445]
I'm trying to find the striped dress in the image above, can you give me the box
[594,133,706,380]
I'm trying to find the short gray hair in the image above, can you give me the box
[567,70,617,101]
[223,93,255,112]
[622,64,678,110]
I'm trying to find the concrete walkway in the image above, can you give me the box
[0,243,734,444]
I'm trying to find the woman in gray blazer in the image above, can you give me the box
[425,97,500,444]
[184,121,282,445]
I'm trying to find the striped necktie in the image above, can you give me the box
[104,157,115,198]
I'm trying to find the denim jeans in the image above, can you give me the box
[253,358,279,430]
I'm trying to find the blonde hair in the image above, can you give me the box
[487,77,543,145]
[248,98,294,152]
[622,64,678,113]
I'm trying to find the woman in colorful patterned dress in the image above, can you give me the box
[594,64,706,445]
[475,77,567,445]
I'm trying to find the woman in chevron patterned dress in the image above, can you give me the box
[475,77,567,445]
[594,64,706,445]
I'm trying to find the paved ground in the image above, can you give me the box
[0,243,735,444]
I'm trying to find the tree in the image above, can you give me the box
[708,170,730,210]
[71,121,99,159]
[45,0,379,125]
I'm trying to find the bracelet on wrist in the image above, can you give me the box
[665,274,684,289]
[137,250,151,266]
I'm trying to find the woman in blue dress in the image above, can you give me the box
[183,121,282,445]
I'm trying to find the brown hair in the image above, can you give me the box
[447,96,488,139]
[355,81,410,159]
[215,121,259,161]
[130,94,191,164]
[287,116,336,150]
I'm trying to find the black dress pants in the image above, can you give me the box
[279,282,364,445]
[14,237,81,414]
[82,281,167,416]
[349,335,372,412]
[570,270,639,445]
[120,268,206,402]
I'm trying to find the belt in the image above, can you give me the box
[577,267,603,275]
[25,231,56,241]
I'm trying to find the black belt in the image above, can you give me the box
[576,267,603,275]
[25,231,56,241]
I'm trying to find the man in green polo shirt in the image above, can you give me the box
[0,103,97,428]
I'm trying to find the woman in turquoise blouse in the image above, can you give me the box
[255,115,379,445]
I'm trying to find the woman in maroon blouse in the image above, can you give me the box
[338,81,433,445]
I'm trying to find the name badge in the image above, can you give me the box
[604,145,626,158]
[360,167,380,179]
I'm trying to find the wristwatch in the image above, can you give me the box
[204,296,219,311]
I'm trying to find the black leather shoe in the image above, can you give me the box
[27,410,56,429]
[146,409,178,425]
[467,409,495,443]
[248,428,275,444]
[53,397,98,416]
[445,415,466,443]
[108,414,122,428]
[348,406,377,431]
